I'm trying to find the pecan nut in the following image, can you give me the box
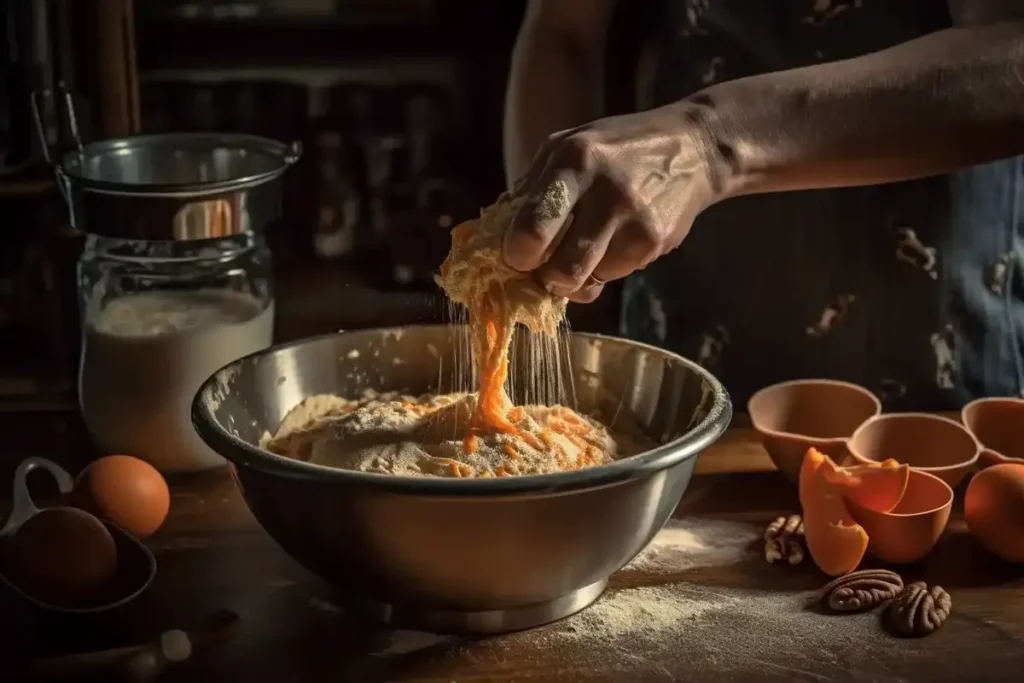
[888,582,952,637]
[764,514,805,565]
[820,569,904,612]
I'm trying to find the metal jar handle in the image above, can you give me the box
[30,81,84,205]
[285,140,303,165]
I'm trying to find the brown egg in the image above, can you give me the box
[965,463,1024,563]
[8,506,118,605]
[75,455,170,538]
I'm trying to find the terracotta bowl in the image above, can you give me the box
[961,397,1024,469]
[847,469,953,564]
[748,379,881,482]
[847,413,979,488]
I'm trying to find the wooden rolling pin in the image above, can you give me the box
[30,609,240,681]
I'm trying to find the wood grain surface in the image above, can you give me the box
[1,413,1022,683]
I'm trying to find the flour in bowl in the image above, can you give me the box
[262,390,652,478]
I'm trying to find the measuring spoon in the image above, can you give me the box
[0,457,156,613]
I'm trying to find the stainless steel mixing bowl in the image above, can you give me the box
[192,325,731,634]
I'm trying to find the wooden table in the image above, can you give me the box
[3,416,1024,683]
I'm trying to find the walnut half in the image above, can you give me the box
[764,514,805,565]
[888,581,952,637]
[820,569,904,613]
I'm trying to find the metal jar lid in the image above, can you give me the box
[59,133,301,197]
[33,86,302,241]
[58,133,302,241]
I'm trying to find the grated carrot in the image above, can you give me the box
[521,433,544,450]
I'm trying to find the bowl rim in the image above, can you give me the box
[961,396,1024,430]
[746,378,882,441]
[847,411,981,473]
[846,467,954,518]
[961,396,1024,464]
[191,325,732,496]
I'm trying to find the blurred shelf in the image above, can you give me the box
[135,18,509,70]
[274,260,444,341]
[0,385,76,413]
[140,61,460,91]
[137,0,435,25]
[0,164,58,199]
[0,178,55,199]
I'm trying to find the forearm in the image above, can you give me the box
[679,22,1024,198]
[503,26,605,186]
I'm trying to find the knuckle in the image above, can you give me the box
[556,135,602,173]
[623,218,664,257]
[540,258,588,292]
[510,213,550,245]
[509,172,530,196]
[544,130,567,146]
[577,286,603,303]
[557,259,590,288]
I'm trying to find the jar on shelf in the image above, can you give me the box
[51,131,300,472]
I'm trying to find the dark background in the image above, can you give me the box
[0,0,655,413]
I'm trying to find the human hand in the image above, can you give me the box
[503,107,718,302]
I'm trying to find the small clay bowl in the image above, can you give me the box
[961,397,1024,470]
[847,468,954,564]
[847,413,979,488]
[748,379,881,482]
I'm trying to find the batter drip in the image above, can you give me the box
[437,192,567,436]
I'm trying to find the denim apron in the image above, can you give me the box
[621,0,1024,410]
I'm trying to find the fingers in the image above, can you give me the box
[567,281,604,303]
[591,217,664,282]
[534,181,619,297]
[504,136,599,272]
[504,131,668,301]
[504,170,582,272]
[507,126,577,198]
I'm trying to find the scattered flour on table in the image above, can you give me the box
[622,518,761,573]
[510,585,923,676]
[557,585,738,642]
[305,596,451,656]
[374,630,451,656]
[307,584,934,675]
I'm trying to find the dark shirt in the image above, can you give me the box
[620,0,1024,410]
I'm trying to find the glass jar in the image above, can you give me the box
[37,129,300,472]
[77,232,274,472]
